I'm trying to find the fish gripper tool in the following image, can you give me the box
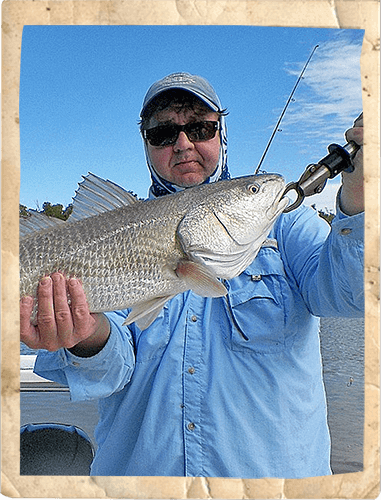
[282,140,360,213]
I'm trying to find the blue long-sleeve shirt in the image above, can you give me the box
[34,204,364,478]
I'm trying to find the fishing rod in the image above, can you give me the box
[254,44,319,174]
[253,44,361,213]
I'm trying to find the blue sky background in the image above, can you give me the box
[19,25,363,212]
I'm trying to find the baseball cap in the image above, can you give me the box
[140,72,223,119]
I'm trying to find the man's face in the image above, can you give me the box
[146,104,221,188]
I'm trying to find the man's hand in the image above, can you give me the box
[20,272,110,357]
[340,113,364,215]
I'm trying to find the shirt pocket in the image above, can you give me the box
[224,248,288,354]
[132,305,171,362]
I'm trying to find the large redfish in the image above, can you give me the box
[20,173,288,330]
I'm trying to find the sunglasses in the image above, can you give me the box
[143,120,220,147]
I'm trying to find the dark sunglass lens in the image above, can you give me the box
[145,121,218,147]
[146,125,178,147]
[187,121,217,141]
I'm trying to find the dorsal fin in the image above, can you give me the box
[20,210,66,239]
[20,173,141,238]
[70,172,140,222]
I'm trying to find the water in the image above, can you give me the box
[319,316,364,474]
[20,316,364,475]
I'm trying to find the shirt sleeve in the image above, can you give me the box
[277,202,364,318]
[33,310,136,402]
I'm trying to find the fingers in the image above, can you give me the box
[345,112,363,143]
[20,276,58,351]
[49,273,95,349]
[51,273,77,347]
[353,112,363,127]
[346,126,363,147]
[345,114,364,173]
[20,273,96,352]
[37,276,58,349]
[66,277,96,344]
[20,295,40,349]
[340,114,364,214]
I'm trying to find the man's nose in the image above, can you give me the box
[173,131,194,151]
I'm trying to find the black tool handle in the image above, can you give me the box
[319,141,359,177]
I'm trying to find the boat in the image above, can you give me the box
[20,354,96,475]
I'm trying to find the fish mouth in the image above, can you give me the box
[266,185,290,219]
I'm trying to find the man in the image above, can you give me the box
[20,72,364,477]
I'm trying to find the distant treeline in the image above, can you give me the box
[20,200,335,225]
[311,204,335,224]
[19,202,73,221]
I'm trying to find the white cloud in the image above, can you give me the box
[303,181,340,213]
[281,32,363,146]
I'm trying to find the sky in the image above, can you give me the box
[19,25,364,213]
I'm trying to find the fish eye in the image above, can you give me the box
[248,183,260,194]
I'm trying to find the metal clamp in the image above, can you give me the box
[282,182,305,213]
[282,140,360,213]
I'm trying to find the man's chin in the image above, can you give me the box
[178,180,206,189]
[173,174,208,188]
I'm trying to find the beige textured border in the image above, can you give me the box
[1,1,380,498]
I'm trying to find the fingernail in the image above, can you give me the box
[69,277,78,287]
[21,296,33,305]
[40,276,51,286]
[51,273,63,283]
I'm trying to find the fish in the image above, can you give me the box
[20,172,288,330]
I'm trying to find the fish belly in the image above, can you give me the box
[19,211,186,314]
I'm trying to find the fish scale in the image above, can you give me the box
[20,173,288,330]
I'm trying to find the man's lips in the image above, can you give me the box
[173,160,201,171]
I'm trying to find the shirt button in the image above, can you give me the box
[190,315,197,322]
[188,367,195,374]
[72,361,80,367]
[251,274,262,281]
[341,228,352,235]
[187,422,195,431]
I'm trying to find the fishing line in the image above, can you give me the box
[254,44,319,174]
[253,45,361,213]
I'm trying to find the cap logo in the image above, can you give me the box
[165,73,196,84]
